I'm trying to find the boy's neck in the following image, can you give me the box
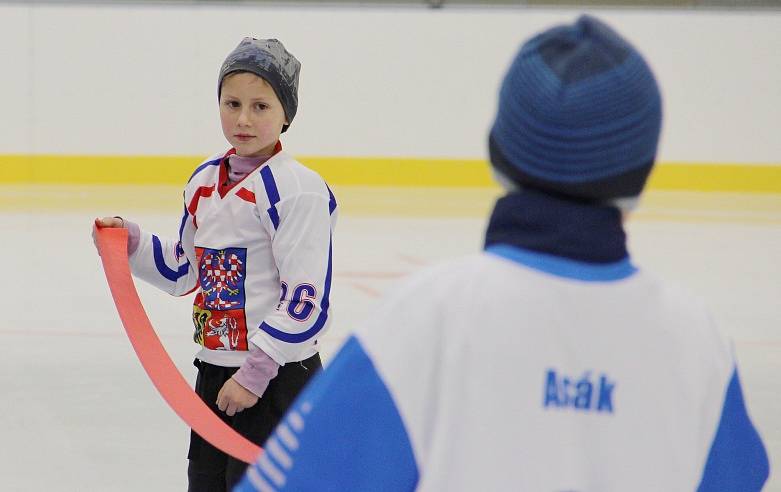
[227,154,269,183]
[226,142,282,184]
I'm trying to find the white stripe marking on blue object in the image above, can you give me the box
[288,410,304,433]
[259,455,286,487]
[276,423,299,451]
[247,465,276,492]
[266,437,293,470]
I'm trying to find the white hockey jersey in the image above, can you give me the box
[130,149,337,366]
[235,187,768,492]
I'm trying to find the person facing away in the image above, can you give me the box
[234,16,768,492]
[93,38,337,491]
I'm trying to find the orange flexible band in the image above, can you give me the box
[94,225,262,464]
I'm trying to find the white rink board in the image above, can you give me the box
[0,4,779,164]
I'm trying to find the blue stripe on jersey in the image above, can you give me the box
[177,204,188,240]
[187,157,221,184]
[486,243,637,282]
[152,235,190,282]
[233,335,419,492]
[326,184,337,215]
[260,166,281,229]
[258,236,333,343]
[697,368,769,492]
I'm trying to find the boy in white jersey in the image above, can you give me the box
[236,16,768,492]
[94,38,337,491]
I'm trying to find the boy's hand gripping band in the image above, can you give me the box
[94,225,262,463]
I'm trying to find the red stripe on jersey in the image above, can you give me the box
[236,187,256,204]
[188,185,216,216]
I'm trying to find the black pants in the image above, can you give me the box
[187,353,322,492]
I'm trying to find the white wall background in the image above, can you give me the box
[0,3,779,163]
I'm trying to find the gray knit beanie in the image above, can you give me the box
[218,38,301,133]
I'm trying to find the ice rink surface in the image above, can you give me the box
[1,185,779,491]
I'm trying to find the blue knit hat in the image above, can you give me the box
[489,15,662,200]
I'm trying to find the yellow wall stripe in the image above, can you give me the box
[646,162,781,193]
[1,155,780,193]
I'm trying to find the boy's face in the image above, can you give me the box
[219,72,288,157]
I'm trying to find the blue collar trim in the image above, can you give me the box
[486,244,637,282]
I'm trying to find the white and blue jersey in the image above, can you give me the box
[129,149,337,366]
[235,190,768,492]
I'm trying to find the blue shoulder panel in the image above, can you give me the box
[234,335,419,492]
[697,368,769,491]
[486,243,637,282]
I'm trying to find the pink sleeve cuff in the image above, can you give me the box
[232,342,281,398]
